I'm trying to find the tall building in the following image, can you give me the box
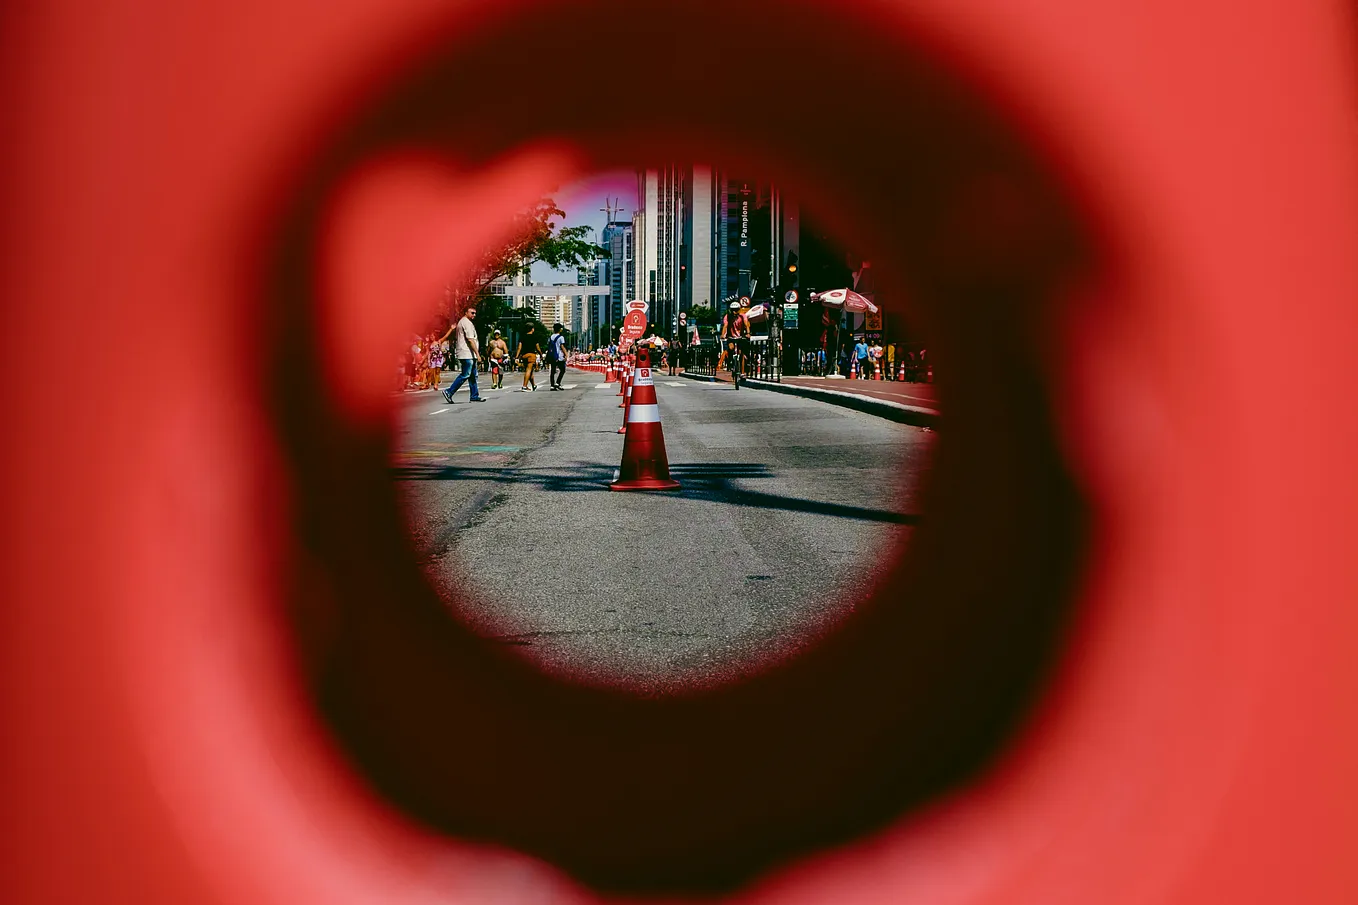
[632,165,722,329]
[536,288,574,331]
[486,263,532,308]
[681,165,719,316]
[601,221,633,332]
[576,261,602,341]
[715,176,773,305]
[635,167,684,333]
[633,166,796,332]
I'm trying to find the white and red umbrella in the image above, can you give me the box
[812,288,879,314]
[745,303,769,321]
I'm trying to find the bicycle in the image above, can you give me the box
[726,338,748,390]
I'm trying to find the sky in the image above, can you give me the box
[531,169,637,284]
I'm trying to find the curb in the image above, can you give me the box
[681,372,939,427]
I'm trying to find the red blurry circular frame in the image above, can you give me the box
[3,0,1357,903]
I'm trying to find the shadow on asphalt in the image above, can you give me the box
[391,460,919,525]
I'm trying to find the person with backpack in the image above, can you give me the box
[547,323,568,390]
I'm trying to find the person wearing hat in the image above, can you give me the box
[486,329,509,390]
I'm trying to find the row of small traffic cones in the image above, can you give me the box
[848,359,892,380]
[566,360,616,374]
[608,349,679,491]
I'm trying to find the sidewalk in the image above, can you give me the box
[680,371,940,427]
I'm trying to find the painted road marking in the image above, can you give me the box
[429,407,449,414]
[561,384,578,390]
[854,390,937,404]
[595,384,615,390]
[665,381,685,387]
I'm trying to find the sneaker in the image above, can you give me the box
[442,388,453,403]
[469,397,487,402]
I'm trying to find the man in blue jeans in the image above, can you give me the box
[442,305,487,403]
[547,322,568,389]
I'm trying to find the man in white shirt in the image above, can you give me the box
[441,306,487,403]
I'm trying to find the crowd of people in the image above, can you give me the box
[397,329,451,392]
[797,340,931,381]
[395,316,575,396]
[395,307,930,398]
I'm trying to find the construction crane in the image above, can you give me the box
[599,195,626,225]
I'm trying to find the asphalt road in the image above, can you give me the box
[392,370,936,694]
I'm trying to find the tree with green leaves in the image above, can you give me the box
[687,304,720,326]
[440,196,609,341]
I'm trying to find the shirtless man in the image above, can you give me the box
[486,329,510,390]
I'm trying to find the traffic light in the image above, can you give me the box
[780,250,800,305]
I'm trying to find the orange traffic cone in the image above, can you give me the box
[617,367,633,432]
[849,358,858,379]
[616,359,627,396]
[611,349,680,491]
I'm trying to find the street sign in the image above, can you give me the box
[622,308,648,339]
[784,289,798,304]
[739,295,750,307]
[865,310,883,331]
[783,302,799,329]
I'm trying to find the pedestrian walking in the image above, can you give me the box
[486,329,509,390]
[547,322,567,390]
[854,337,870,378]
[410,336,428,389]
[516,323,543,391]
[669,324,686,376]
[441,306,486,403]
[427,332,446,389]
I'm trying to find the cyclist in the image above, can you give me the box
[719,300,751,381]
